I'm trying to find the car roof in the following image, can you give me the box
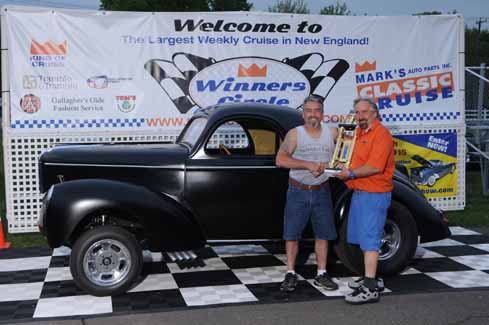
[194,103,304,133]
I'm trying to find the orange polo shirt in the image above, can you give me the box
[346,119,395,193]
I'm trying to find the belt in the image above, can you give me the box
[289,178,328,190]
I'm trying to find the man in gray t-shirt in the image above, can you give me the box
[276,95,339,292]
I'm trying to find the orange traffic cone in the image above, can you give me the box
[0,218,11,249]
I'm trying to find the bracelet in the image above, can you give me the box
[348,169,356,179]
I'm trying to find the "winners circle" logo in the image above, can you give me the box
[188,57,310,108]
[145,53,349,114]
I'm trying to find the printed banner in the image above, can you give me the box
[394,133,457,199]
[3,7,462,133]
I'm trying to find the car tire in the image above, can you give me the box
[334,200,418,276]
[450,165,456,173]
[70,226,143,297]
[427,175,437,187]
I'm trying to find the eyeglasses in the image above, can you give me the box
[303,94,324,104]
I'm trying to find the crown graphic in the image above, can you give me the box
[238,64,267,77]
[355,61,376,73]
[30,40,67,55]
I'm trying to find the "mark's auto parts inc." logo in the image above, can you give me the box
[145,52,349,114]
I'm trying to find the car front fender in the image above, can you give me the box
[43,179,205,251]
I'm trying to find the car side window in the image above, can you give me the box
[205,121,250,156]
[205,118,282,157]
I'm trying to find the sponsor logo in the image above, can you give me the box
[355,60,376,73]
[354,60,455,109]
[87,75,133,89]
[189,58,309,108]
[145,53,349,114]
[116,95,136,113]
[20,94,41,114]
[237,63,267,77]
[30,40,67,55]
[29,40,67,68]
[23,74,77,90]
[51,96,104,112]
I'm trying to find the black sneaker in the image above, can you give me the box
[280,273,298,292]
[313,273,339,291]
[348,277,384,292]
[345,285,380,305]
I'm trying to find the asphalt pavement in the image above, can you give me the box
[17,289,489,325]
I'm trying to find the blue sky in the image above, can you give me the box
[0,0,487,28]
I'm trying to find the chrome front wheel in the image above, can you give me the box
[83,239,132,287]
[70,226,142,296]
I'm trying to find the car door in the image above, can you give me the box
[184,118,289,240]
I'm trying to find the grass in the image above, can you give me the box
[0,134,488,248]
[445,169,489,226]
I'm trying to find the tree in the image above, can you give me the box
[268,0,309,14]
[209,0,252,11]
[413,11,442,15]
[100,0,253,11]
[320,2,351,16]
[466,27,489,66]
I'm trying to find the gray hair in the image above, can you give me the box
[302,94,324,112]
[353,96,381,121]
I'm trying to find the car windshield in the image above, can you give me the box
[178,117,207,148]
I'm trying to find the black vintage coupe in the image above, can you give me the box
[38,103,451,296]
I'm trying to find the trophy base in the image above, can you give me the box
[324,168,341,177]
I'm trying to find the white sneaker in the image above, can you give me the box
[345,285,380,305]
[348,277,384,292]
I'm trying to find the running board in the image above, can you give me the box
[166,250,197,262]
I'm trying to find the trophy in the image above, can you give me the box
[325,110,357,175]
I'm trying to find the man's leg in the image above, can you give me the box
[286,240,299,271]
[314,239,327,270]
[281,240,299,292]
[364,250,379,279]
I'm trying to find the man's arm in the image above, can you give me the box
[336,130,393,180]
[336,165,381,181]
[330,127,339,143]
[276,129,319,173]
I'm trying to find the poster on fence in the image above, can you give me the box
[3,6,462,133]
[394,132,458,199]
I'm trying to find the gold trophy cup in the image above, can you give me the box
[325,111,357,175]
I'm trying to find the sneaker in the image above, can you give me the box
[280,273,298,292]
[345,285,380,305]
[348,277,384,292]
[313,273,339,290]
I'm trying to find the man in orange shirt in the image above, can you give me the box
[336,97,395,305]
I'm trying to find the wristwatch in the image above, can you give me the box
[348,169,356,179]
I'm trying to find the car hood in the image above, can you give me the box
[411,154,432,167]
[40,143,189,167]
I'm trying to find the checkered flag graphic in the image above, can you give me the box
[145,53,216,114]
[145,52,349,113]
[283,53,350,99]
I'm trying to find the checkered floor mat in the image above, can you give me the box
[1,226,489,322]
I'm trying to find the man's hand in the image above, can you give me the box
[336,170,350,181]
[309,162,328,177]
[333,162,345,170]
